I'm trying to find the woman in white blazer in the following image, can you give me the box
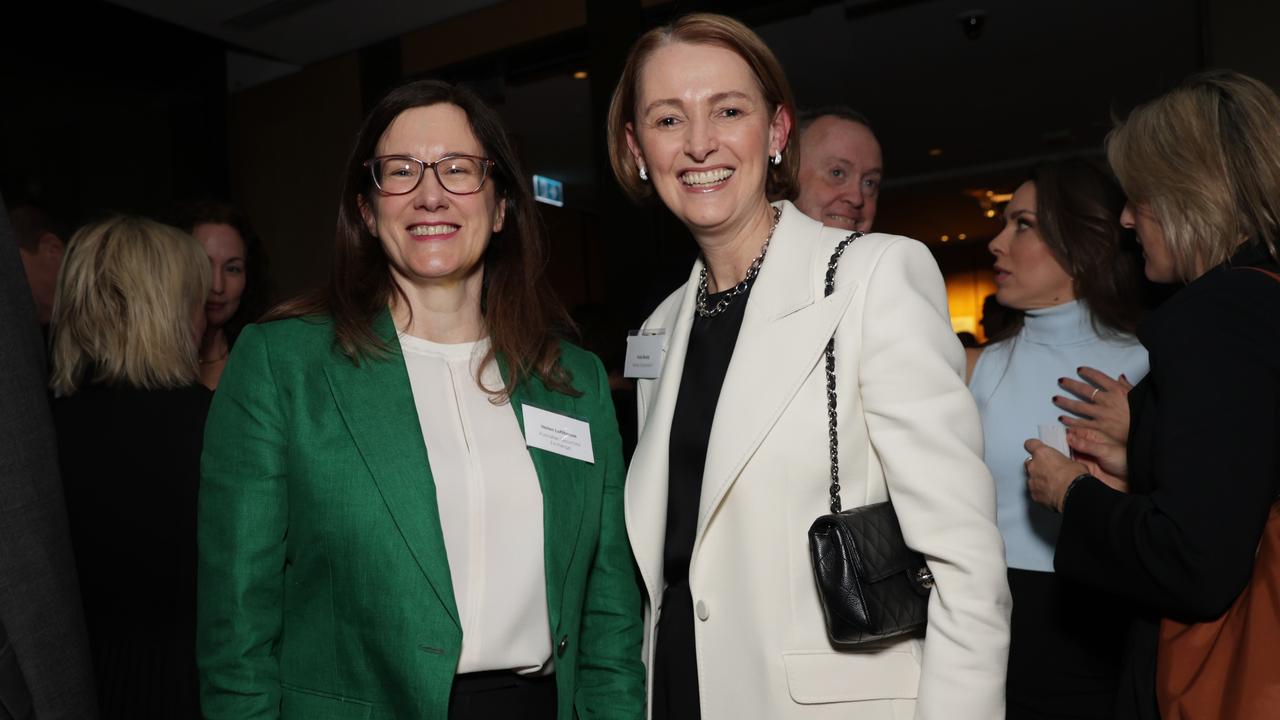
[606,13,1011,719]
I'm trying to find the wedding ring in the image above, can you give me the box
[1091,387,1101,401]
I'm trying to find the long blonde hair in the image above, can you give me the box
[1107,70,1280,280]
[49,215,211,396]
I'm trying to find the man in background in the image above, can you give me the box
[793,107,883,233]
[10,203,67,329]
[0,192,98,719]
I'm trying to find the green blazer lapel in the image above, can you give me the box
[502,354,587,635]
[323,310,459,627]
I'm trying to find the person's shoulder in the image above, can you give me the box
[556,338,604,375]
[239,314,337,354]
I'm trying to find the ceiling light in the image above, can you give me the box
[573,70,588,79]
[940,235,950,242]
[958,233,967,240]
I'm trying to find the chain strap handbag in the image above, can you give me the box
[807,233,935,647]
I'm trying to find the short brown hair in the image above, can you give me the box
[607,12,799,203]
[1107,70,1280,280]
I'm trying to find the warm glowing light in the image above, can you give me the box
[940,235,950,242]
[958,233,968,240]
[928,148,943,157]
[985,209,997,218]
[573,70,588,79]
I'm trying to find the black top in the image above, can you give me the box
[653,283,753,720]
[54,381,212,720]
[1056,243,1280,719]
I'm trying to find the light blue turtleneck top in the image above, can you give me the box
[969,300,1149,572]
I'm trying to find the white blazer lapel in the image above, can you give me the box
[695,203,860,541]
[625,263,701,600]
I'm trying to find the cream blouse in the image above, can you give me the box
[399,334,551,674]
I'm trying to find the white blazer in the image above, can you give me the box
[625,202,1011,719]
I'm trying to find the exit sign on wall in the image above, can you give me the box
[533,175,564,207]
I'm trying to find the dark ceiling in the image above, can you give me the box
[483,0,1201,246]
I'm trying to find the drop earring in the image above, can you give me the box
[771,151,782,166]
[639,166,649,181]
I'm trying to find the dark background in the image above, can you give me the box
[5,0,1276,342]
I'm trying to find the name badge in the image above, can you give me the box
[624,329,666,379]
[522,404,595,464]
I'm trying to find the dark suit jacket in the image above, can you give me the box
[1056,243,1280,719]
[0,195,97,719]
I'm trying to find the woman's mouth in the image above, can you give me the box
[408,223,460,237]
[679,167,734,190]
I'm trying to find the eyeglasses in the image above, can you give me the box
[364,154,495,196]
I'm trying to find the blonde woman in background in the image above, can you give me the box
[50,215,211,719]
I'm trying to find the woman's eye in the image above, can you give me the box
[829,168,845,179]
[227,265,244,275]
[1016,219,1033,231]
[720,107,742,118]
[656,116,679,128]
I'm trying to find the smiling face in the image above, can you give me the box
[624,41,788,236]
[988,181,1076,310]
[193,222,246,329]
[360,103,506,293]
[795,116,882,232]
[1120,201,1178,282]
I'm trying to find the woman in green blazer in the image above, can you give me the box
[197,79,645,720]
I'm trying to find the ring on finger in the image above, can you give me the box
[1091,387,1101,401]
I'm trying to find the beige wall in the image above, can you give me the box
[229,54,364,301]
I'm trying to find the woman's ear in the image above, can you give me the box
[357,195,377,237]
[769,104,793,157]
[493,197,507,233]
[625,122,647,176]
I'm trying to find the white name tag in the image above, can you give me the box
[624,329,666,379]
[522,404,595,464]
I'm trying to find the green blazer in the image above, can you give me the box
[197,312,644,720]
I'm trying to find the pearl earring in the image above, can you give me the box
[771,151,782,166]
[639,166,649,181]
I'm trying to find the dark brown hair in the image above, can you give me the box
[606,12,799,203]
[992,159,1144,341]
[269,79,575,398]
[168,198,271,347]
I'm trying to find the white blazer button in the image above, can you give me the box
[695,600,709,621]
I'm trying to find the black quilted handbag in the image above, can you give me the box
[807,234,934,648]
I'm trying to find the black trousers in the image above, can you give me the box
[448,670,556,720]
[1006,568,1129,719]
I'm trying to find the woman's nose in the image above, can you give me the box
[684,116,718,162]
